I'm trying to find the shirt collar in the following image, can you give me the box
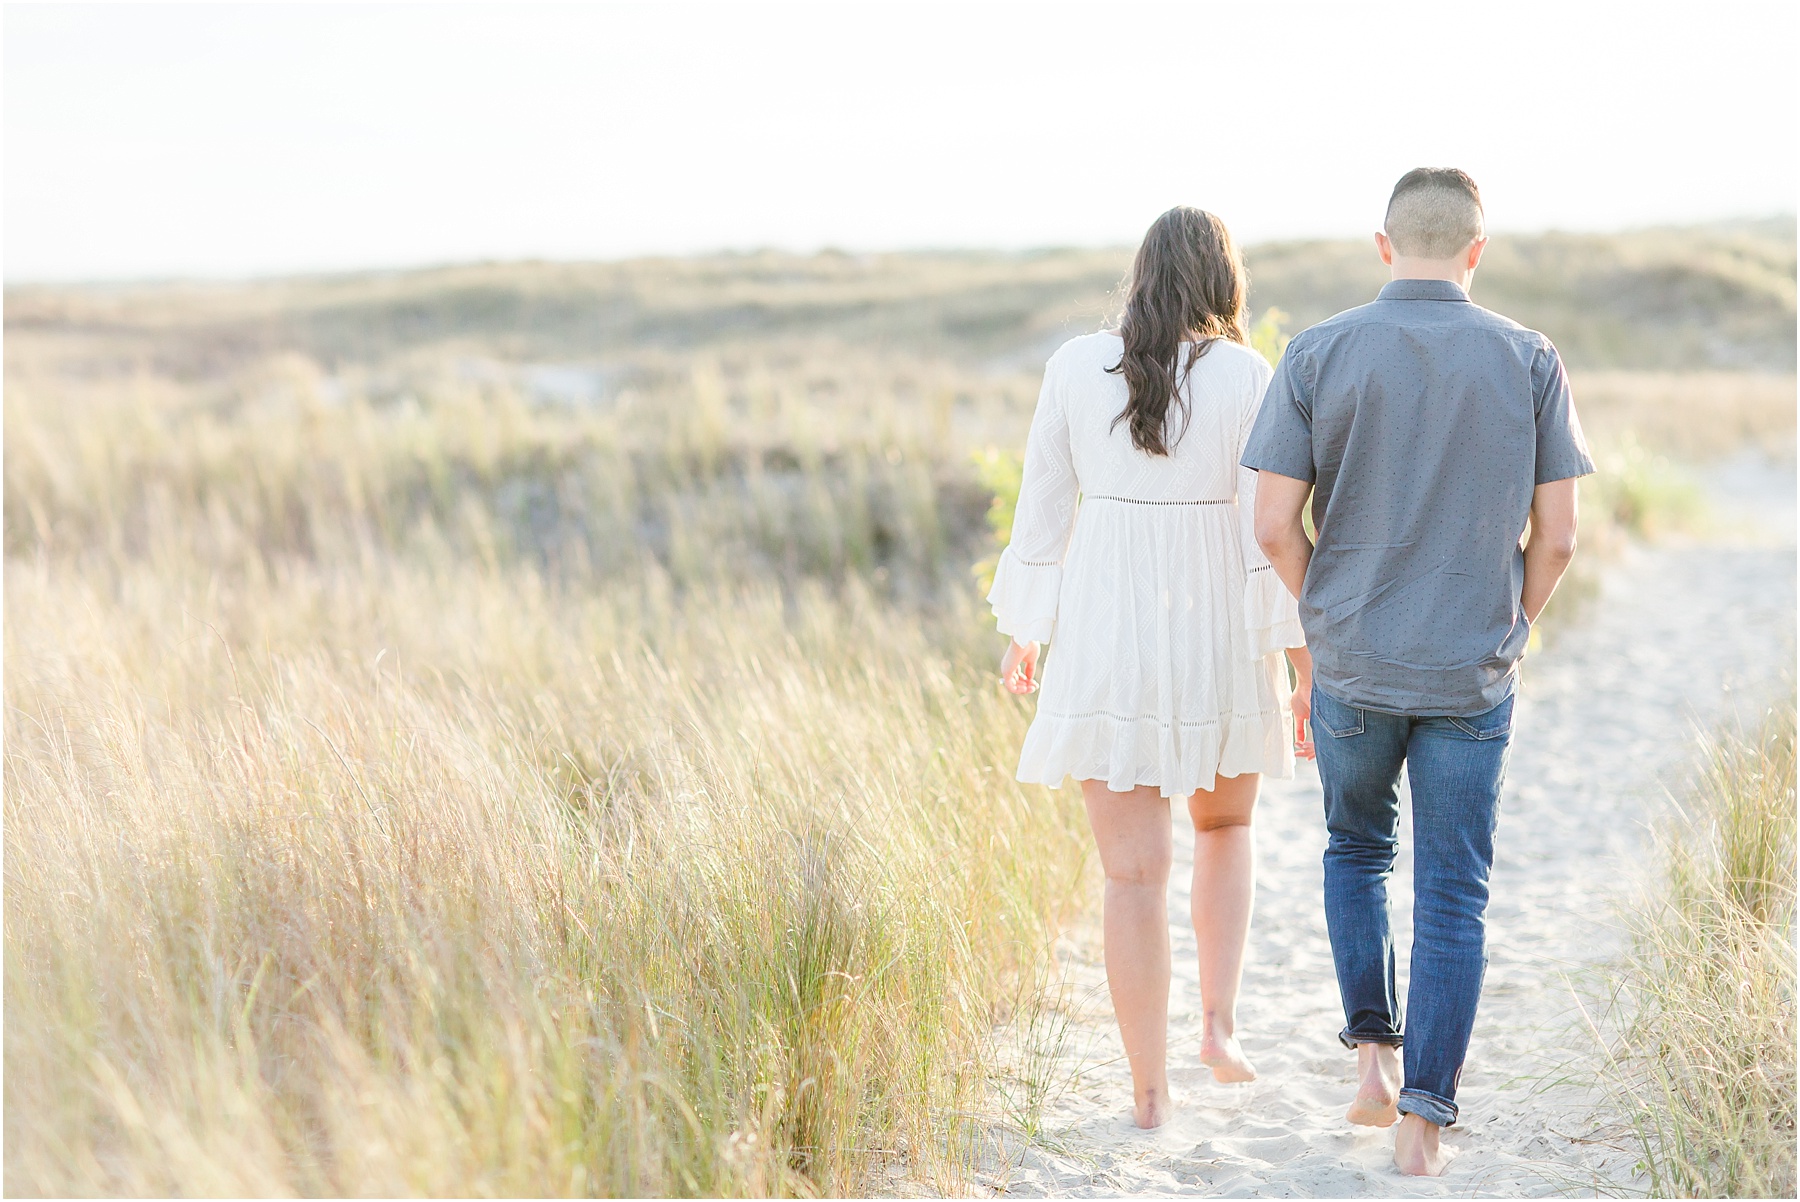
[1378,278,1471,303]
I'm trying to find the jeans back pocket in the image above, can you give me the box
[1311,687,1365,738]
[1446,695,1515,741]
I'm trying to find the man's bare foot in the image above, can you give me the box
[1345,1041,1400,1126]
[1133,1085,1172,1129]
[1393,1113,1457,1176]
[1198,1014,1257,1083]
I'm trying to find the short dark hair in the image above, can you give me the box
[1384,168,1483,258]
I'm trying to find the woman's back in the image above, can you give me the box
[1055,332,1272,501]
[987,327,1302,797]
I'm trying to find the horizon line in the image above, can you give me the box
[6,212,1793,291]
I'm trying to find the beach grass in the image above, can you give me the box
[1595,706,1797,1198]
[4,242,1792,1195]
[2,345,1093,1194]
[2,549,1091,1195]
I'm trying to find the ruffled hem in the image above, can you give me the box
[987,547,1063,644]
[1017,706,1294,798]
[1244,568,1305,659]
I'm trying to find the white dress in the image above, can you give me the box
[987,332,1306,797]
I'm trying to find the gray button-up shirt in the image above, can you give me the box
[1242,278,1595,716]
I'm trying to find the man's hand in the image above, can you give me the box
[1253,471,1314,602]
[1000,639,1040,695]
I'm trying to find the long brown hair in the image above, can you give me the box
[1107,207,1249,455]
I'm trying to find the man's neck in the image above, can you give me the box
[1388,259,1473,289]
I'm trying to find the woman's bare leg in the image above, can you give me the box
[1188,772,1260,1083]
[1081,780,1175,1128]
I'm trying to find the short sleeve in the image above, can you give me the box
[1240,344,1316,482]
[1531,342,1596,484]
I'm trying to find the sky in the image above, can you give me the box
[5,0,1796,281]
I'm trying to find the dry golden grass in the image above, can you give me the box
[3,550,1089,1195]
[1595,708,1797,1198]
[0,331,1040,593]
[1570,371,1796,462]
[4,243,1791,1194]
[2,326,1089,1195]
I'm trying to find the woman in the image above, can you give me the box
[989,207,1312,1129]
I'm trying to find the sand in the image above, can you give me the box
[974,456,1797,1198]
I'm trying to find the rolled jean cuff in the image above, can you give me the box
[1338,1027,1403,1051]
[1397,1088,1457,1127]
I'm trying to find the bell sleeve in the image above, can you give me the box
[986,354,1078,644]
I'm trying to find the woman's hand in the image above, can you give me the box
[1290,683,1315,760]
[1285,645,1315,760]
[1000,639,1040,695]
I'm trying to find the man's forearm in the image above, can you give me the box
[1263,528,1312,603]
[1520,538,1574,623]
[1520,479,1580,624]
[1252,470,1315,603]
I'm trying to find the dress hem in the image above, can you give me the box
[1017,706,1295,798]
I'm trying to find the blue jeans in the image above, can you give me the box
[1311,685,1514,1127]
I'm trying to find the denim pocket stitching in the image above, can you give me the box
[1313,705,1365,738]
[1446,715,1510,740]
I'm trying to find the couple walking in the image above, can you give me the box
[988,168,1593,1177]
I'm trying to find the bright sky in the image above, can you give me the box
[6,1,1796,281]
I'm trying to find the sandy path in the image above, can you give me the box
[980,458,1796,1198]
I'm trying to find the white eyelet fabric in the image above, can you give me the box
[988,332,1306,797]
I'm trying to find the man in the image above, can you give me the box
[1243,168,1593,1177]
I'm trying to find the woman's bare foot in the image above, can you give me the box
[1393,1113,1457,1176]
[1198,1013,1257,1083]
[1345,1041,1400,1126]
[1133,1085,1172,1129]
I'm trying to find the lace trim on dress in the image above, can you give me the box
[1046,708,1278,727]
[1084,495,1232,506]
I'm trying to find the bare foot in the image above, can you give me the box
[1133,1085,1172,1129]
[1393,1113,1457,1176]
[1198,1013,1257,1083]
[1345,1042,1400,1127]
